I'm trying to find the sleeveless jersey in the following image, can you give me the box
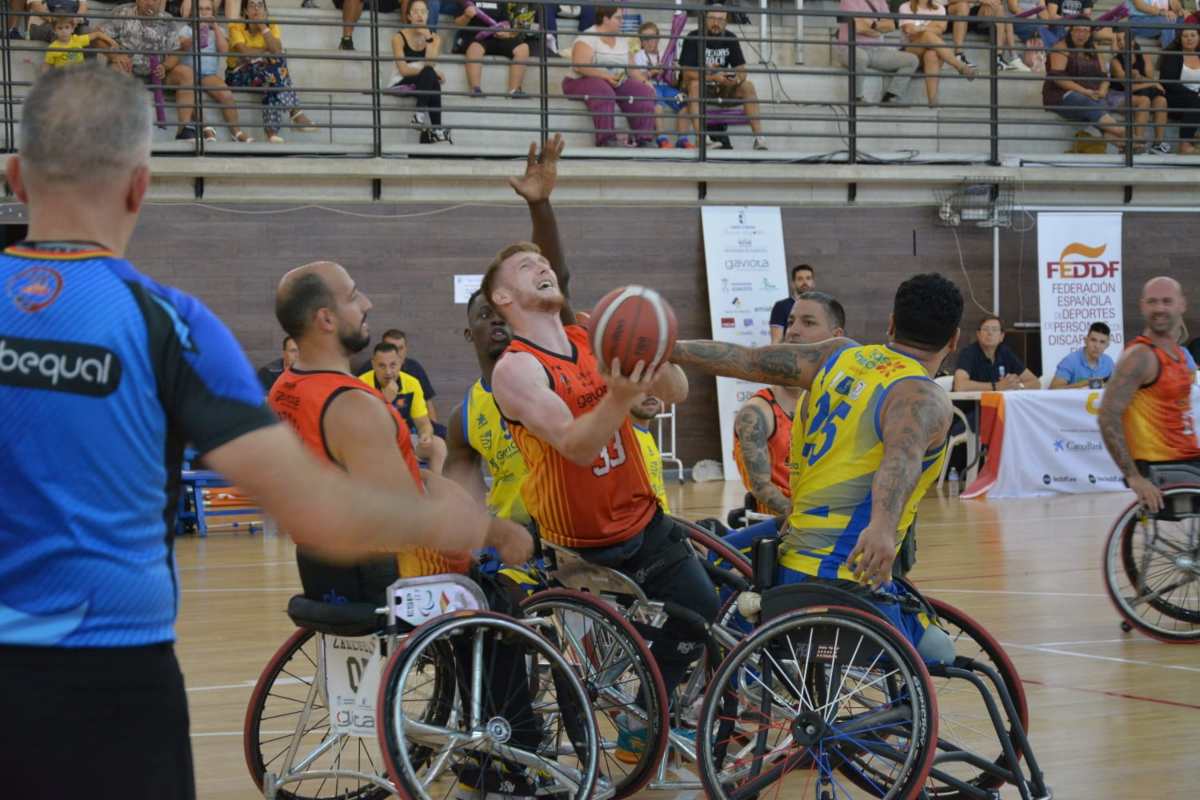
[1123,336,1200,463]
[502,324,658,548]
[0,242,275,647]
[269,368,470,577]
[633,424,671,513]
[783,344,947,583]
[462,377,531,524]
[733,387,795,513]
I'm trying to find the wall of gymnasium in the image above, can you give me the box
[126,203,1196,465]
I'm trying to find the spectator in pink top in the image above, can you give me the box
[835,0,920,104]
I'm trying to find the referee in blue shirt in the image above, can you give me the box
[1049,322,1116,389]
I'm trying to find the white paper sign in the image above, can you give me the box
[1037,213,1124,378]
[393,580,483,627]
[700,207,790,480]
[323,635,383,738]
[454,274,484,304]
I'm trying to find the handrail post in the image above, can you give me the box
[1122,21,1133,167]
[989,18,999,166]
[191,3,204,156]
[847,15,856,165]
[369,0,381,157]
[538,0,549,146]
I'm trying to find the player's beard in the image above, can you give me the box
[338,317,371,355]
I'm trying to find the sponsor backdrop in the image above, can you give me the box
[1037,213,1124,377]
[701,207,789,479]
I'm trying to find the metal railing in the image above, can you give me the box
[2,0,1199,166]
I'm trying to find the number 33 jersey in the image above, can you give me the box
[784,344,947,581]
[500,324,658,549]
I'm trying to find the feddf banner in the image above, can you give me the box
[700,207,789,480]
[1037,213,1124,377]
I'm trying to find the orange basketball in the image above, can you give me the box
[589,286,678,377]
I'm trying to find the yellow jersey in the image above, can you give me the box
[45,35,91,68]
[463,378,531,524]
[783,344,946,583]
[359,369,428,426]
[633,424,670,513]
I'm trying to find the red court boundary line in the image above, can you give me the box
[1022,678,1200,710]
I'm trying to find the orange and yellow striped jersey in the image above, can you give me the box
[1123,336,1200,463]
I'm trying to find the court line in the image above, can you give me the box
[925,587,1106,598]
[177,560,295,572]
[180,587,302,593]
[919,512,1117,529]
[188,677,302,693]
[193,729,292,737]
[1022,679,1200,711]
[1001,641,1200,673]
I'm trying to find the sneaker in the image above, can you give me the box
[613,712,649,764]
[339,35,354,51]
[452,763,560,799]
[656,135,674,148]
[1152,141,1171,154]
[469,86,484,97]
[1005,56,1032,73]
[301,0,318,6]
[432,127,453,144]
[753,135,768,151]
[710,135,733,150]
[7,27,23,40]
[880,92,909,107]
[509,88,529,99]
[411,110,430,130]
[175,124,197,141]
[956,51,974,69]
[676,137,695,149]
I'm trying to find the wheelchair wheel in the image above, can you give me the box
[377,611,600,800]
[521,588,669,798]
[243,628,392,800]
[1103,487,1200,642]
[921,598,1030,799]
[697,606,938,800]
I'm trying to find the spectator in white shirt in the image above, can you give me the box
[899,0,976,106]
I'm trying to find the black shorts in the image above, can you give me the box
[0,642,195,800]
[332,0,401,13]
[454,31,529,58]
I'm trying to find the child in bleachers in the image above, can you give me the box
[41,15,114,73]
[633,21,689,148]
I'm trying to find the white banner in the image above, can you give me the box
[323,635,383,738]
[1037,213,1124,379]
[700,207,790,480]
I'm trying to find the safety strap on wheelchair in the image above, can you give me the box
[628,528,693,587]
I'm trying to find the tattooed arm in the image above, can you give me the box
[1098,344,1163,512]
[735,399,791,516]
[671,337,856,391]
[847,380,953,587]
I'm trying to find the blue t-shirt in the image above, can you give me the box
[0,242,275,647]
[1053,348,1115,385]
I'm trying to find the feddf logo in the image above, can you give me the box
[1045,242,1119,279]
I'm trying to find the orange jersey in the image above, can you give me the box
[269,368,470,576]
[1122,337,1200,463]
[502,324,658,548]
[733,388,794,513]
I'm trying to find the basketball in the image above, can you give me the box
[589,285,678,376]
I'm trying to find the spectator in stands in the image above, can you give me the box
[359,328,441,425]
[1042,0,1095,48]
[953,315,1040,390]
[946,0,1022,71]
[257,335,299,393]
[389,0,450,143]
[191,0,253,143]
[361,341,447,472]
[1126,0,1184,50]
[1158,25,1200,154]
[101,0,201,140]
[836,0,919,106]
[169,0,240,22]
[1007,0,1052,64]
[1050,322,1115,388]
[678,6,767,150]
[635,20,687,148]
[1042,24,1125,150]
[334,0,400,51]
[562,5,657,147]
[41,14,115,72]
[1110,27,1170,152]
[453,1,531,98]
[899,0,976,107]
[226,0,318,144]
[629,395,670,511]
[768,263,815,344]
[27,0,88,43]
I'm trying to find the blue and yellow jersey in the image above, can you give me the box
[783,344,946,583]
[633,423,670,513]
[359,369,428,427]
[463,378,531,525]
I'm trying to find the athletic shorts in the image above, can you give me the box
[454,31,529,58]
[653,82,685,112]
[332,0,401,12]
[0,642,195,800]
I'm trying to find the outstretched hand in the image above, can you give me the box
[508,133,565,204]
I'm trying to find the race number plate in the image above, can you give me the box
[322,635,383,738]
[392,580,484,627]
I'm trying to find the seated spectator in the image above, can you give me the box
[1007,0,1052,62]
[1126,0,1183,50]
[1050,322,1115,388]
[226,0,317,144]
[629,395,670,512]
[1042,24,1125,151]
[453,1,531,98]
[361,342,447,472]
[898,0,976,107]
[952,315,1040,390]
[41,14,114,72]
[334,0,400,51]
[769,263,816,344]
[27,0,88,43]
[835,0,919,106]
[1110,27,1170,152]
[562,5,656,147]
[168,0,241,22]
[360,329,442,427]
[678,6,767,150]
[257,335,299,393]
[634,20,687,149]
[100,0,200,140]
[1157,25,1200,154]
[1042,0,1095,48]
[950,0,1025,71]
[191,0,252,143]
[389,0,450,143]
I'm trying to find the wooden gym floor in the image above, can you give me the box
[178,481,1200,799]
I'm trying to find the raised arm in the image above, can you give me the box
[1098,344,1163,511]
[508,134,573,322]
[847,379,953,587]
[670,337,855,391]
[735,398,791,516]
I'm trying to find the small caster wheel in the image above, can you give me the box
[1120,620,1133,633]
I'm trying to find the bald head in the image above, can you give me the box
[276,262,345,340]
[1140,275,1186,338]
[1142,276,1183,300]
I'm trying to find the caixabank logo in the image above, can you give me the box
[1045,242,1119,279]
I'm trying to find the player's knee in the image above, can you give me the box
[917,624,956,665]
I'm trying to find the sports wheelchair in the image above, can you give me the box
[242,572,613,800]
[1103,461,1200,642]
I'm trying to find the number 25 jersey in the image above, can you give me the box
[501,324,658,549]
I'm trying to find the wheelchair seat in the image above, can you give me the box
[1144,459,1200,487]
[286,595,384,637]
[759,581,887,624]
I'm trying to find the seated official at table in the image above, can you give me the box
[952,315,1040,391]
[1050,322,1115,389]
